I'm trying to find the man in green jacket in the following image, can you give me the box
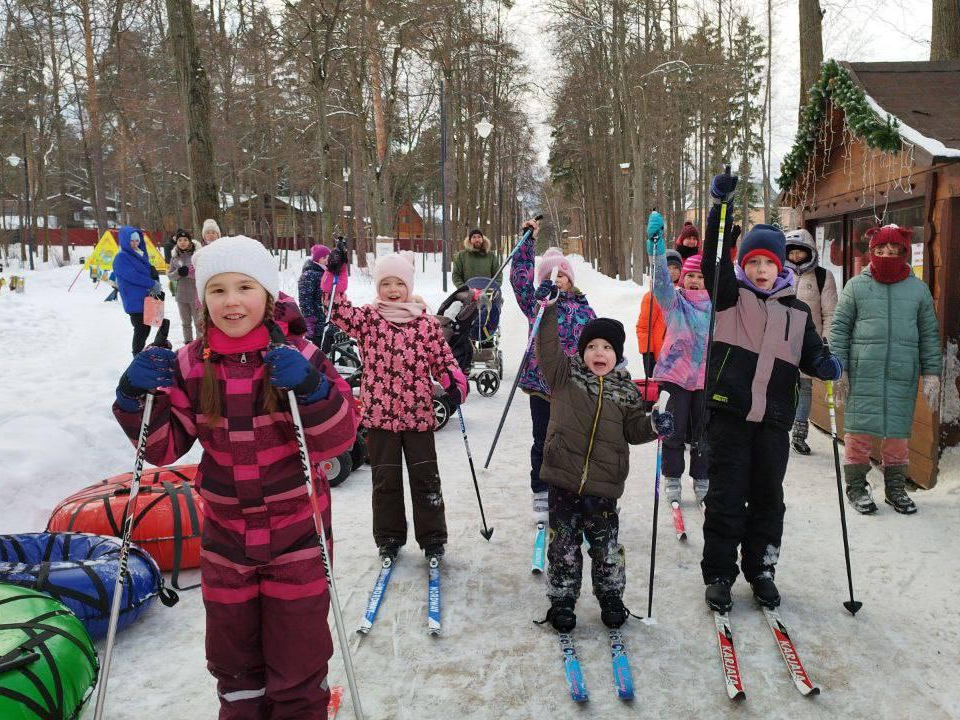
[830,224,942,516]
[452,229,501,288]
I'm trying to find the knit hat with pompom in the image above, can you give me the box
[535,247,575,286]
[374,251,416,291]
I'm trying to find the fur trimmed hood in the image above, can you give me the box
[463,232,491,253]
[171,238,202,258]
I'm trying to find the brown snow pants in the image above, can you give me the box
[367,428,447,551]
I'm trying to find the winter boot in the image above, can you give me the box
[883,465,917,515]
[378,542,401,562]
[693,477,709,507]
[791,421,811,455]
[843,464,878,515]
[664,476,682,504]
[545,597,577,633]
[598,595,628,629]
[750,572,781,608]
[532,490,549,524]
[705,579,733,613]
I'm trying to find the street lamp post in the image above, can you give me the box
[343,164,352,277]
[440,79,448,292]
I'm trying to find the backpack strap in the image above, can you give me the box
[815,266,826,294]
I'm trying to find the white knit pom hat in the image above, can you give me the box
[193,235,279,300]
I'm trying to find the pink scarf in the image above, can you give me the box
[207,323,286,354]
[373,300,426,324]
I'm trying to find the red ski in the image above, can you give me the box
[714,612,745,701]
[761,607,821,696]
[670,501,687,541]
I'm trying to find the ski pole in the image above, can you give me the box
[268,324,365,719]
[694,166,733,454]
[478,215,543,299]
[318,237,346,353]
[643,436,663,624]
[94,321,173,720]
[484,265,559,469]
[825,378,863,616]
[457,407,494,540]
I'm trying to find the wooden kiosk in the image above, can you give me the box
[780,60,960,488]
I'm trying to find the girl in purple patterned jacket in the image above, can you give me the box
[323,249,468,563]
[511,218,596,524]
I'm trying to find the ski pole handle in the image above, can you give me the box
[481,214,544,298]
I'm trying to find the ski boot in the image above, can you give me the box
[844,463,878,514]
[791,421,811,455]
[378,542,401,562]
[598,595,628,629]
[545,597,577,633]
[750,572,781,608]
[693,477,709,507]
[424,543,445,562]
[664,476,682,504]
[883,465,917,515]
[705,579,733,613]
[532,490,549,524]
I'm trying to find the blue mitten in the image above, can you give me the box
[646,211,665,241]
[117,347,177,411]
[534,279,559,305]
[263,346,329,402]
[813,352,843,382]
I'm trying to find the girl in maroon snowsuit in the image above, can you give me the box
[113,236,356,719]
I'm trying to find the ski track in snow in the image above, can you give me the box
[1,254,959,719]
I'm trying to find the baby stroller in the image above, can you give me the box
[436,277,504,399]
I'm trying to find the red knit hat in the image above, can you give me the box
[680,254,702,279]
[675,221,701,246]
[866,224,912,252]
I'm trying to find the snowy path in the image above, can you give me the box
[1,255,958,719]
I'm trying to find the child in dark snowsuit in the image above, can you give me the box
[113,236,356,718]
[700,171,842,612]
[298,244,330,349]
[534,280,671,632]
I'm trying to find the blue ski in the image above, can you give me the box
[356,556,394,635]
[428,556,441,635]
[609,629,635,700]
[559,633,589,702]
[532,522,546,574]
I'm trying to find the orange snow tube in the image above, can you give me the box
[46,465,203,589]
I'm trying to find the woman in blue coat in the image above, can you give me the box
[112,225,161,354]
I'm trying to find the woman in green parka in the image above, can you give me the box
[830,224,942,516]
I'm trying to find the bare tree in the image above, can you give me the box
[798,0,824,116]
[931,0,960,60]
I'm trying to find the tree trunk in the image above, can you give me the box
[365,0,393,233]
[931,0,960,60]
[78,0,109,234]
[798,0,824,115]
[166,0,220,229]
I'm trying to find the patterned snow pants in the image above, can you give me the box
[546,486,625,603]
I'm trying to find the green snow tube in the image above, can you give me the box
[0,583,98,719]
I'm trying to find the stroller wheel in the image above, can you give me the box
[476,370,500,397]
[350,431,367,468]
[433,396,452,430]
[321,451,353,488]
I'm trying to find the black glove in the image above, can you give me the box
[177,266,189,278]
[150,266,160,280]
[327,247,347,274]
[710,168,738,205]
[729,224,742,245]
[443,370,464,407]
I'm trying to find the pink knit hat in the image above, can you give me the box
[311,244,330,262]
[681,254,703,279]
[374,251,416,290]
[536,247,575,286]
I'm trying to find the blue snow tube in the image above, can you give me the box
[0,532,178,640]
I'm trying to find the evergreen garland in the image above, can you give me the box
[777,60,902,192]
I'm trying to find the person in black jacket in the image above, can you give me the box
[699,170,842,612]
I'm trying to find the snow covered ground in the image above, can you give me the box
[1,251,959,719]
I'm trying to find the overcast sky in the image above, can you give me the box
[504,0,933,173]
